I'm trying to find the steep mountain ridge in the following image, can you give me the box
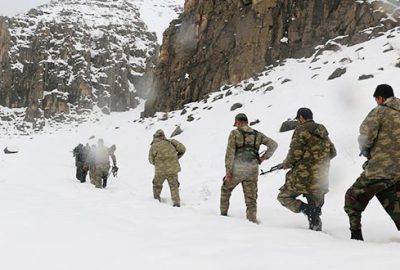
[0,0,158,123]
[144,0,400,116]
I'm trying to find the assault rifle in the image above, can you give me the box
[260,163,284,175]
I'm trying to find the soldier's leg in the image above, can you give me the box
[76,166,82,181]
[153,174,165,200]
[166,174,180,207]
[344,174,390,231]
[375,181,400,230]
[220,178,241,216]
[102,169,108,188]
[89,170,94,185]
[304,194,325,231]
[277,186,303,213]
[82,168,88,183]
[93,168,103,188]
[242,178,258,222]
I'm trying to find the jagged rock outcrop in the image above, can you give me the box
[144,0,400,116]
[0,0,158,120]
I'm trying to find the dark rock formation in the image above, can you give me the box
[0,0,158,120]
[358,74,375,80]
[144,0,400,116]
[230,103,243,111]
[280,119,298,132]
[328,68,347,80]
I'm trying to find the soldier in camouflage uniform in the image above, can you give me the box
[221,113,278,223]
[149,129,186,207]
[88,144,96,186]
[90,139,117,189]
[277,108,336,231]
[73,143,89,183]
[344,84,400,241]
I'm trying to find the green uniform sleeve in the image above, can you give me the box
[260,133,278,159]
[148,145,155,165]
[358,107,380,150]
[329,138,337,159]
[284,127,308,167]
[225,131,236,175]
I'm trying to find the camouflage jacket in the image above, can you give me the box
[283,120,336,194]
[91,145,116,168]
[358,97,400,180]
[149,138,186,175]
[73,144,88,167]
[225,126,278,176]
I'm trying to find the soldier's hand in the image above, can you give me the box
[224,174,232,183]
[259,153,268,164]
[281,163,289,170]
[359,147,370,158]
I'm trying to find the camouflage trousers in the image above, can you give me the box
[91,165,110,189]
[76,165,88,183]
[153,174,180,206]
[220,176,258,223]
[277,185,325,213]
[344,173,400,230]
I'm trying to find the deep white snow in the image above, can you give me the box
[1,18,400,269]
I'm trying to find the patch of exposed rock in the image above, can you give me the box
[144,0,400,116]
[0,0,158,120]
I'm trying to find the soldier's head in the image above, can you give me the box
[234,113,248,128]
[97,138,104,146]
[374,84,394,105]
[153,129,166,139]
[295,108,313,123]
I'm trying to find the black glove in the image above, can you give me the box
[112,165,119,177]
[359,147,370,158]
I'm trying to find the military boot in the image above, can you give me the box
[350,229,364,241]
[300,203,322,231]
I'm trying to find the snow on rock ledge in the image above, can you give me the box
[0,0,158,120]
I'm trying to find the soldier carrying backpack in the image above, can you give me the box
[149,129,186,207]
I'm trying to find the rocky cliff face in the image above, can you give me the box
[144,0,400,116]
[0,0,158,121]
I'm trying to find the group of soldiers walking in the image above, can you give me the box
[220,83,400,241]
[72,84,400,241]
[73,139,118,189]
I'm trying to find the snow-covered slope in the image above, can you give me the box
[0,25,400,270]
[135,0,184,43]
[0,0,185,129]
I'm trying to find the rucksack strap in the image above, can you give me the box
[238,129,258,150]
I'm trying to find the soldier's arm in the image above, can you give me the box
[329,138,337,159]
[260,133,278,159]
[283,128,307,167]
[108,145,117,166]
[358,108,380,151]
[170,139,186,159]
[110,153,117,166]
[225,131,236,175]
[148,146,155,165]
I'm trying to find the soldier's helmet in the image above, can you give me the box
[154,129,165,138]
